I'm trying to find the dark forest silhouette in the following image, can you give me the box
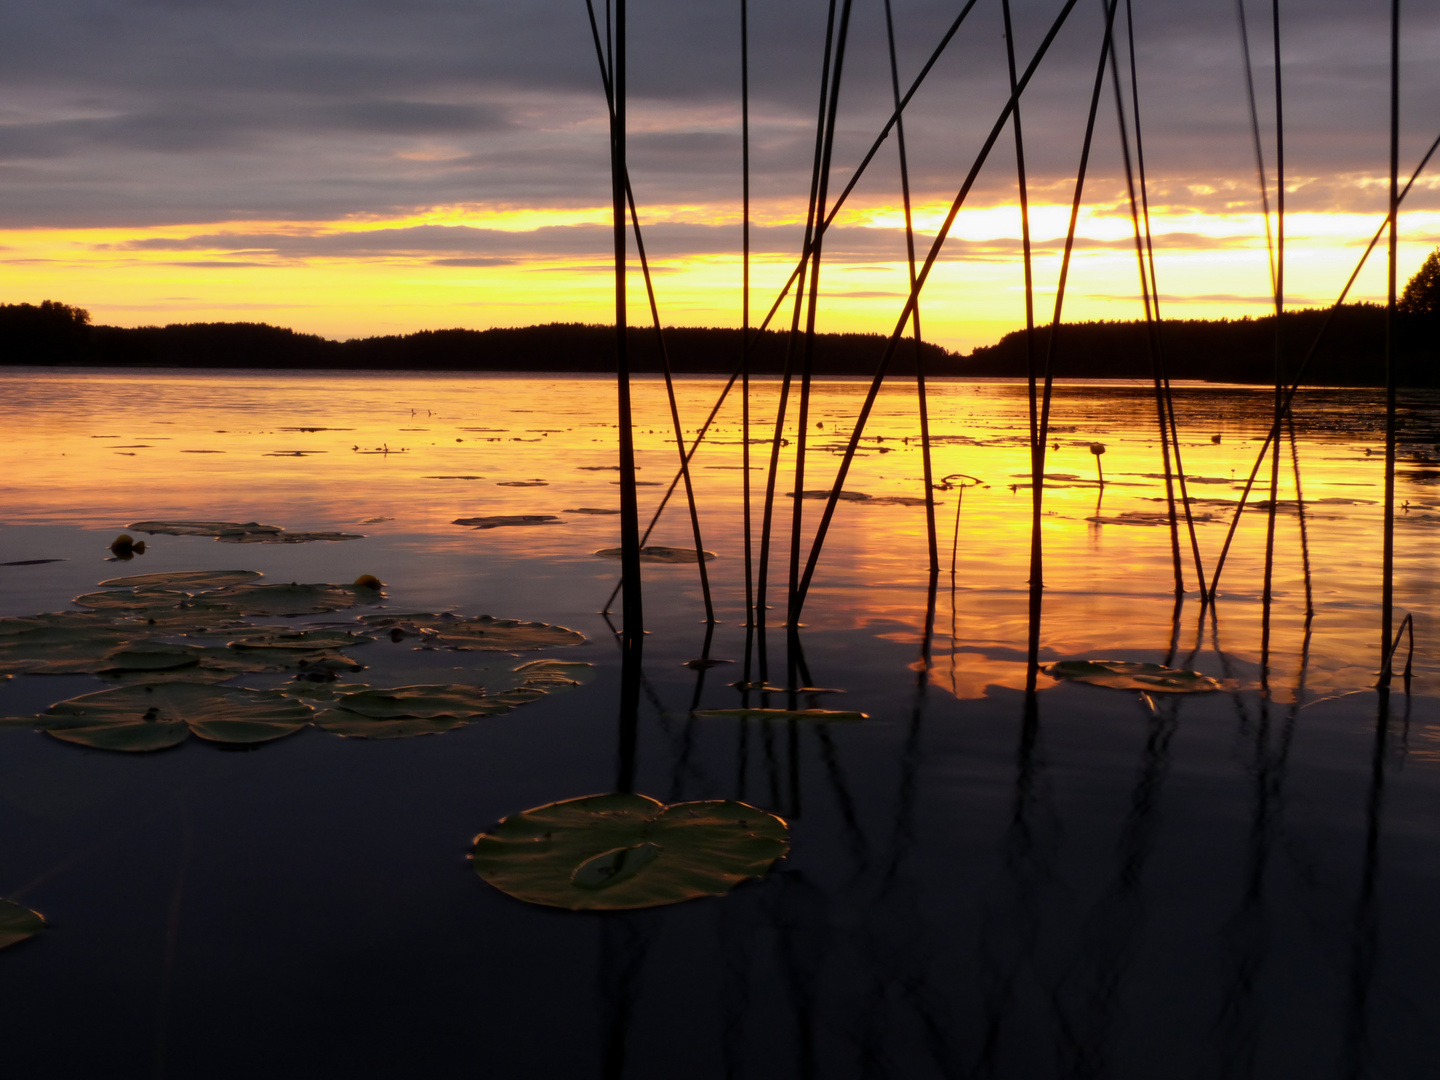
[0,298,1433,384]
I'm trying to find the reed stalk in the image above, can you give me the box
[1001,0,1038,458]
[790,0,854,627]
[885,0,938,574]
[1125,0,1208,602]
[1206,127,1440,597]
[1023,0,1120,687]
[790,0,1084,625]
[608,0,642,640]
[1380,0,1401,686]
[1106,18,1183,597]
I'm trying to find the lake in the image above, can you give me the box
[2,368,1438,1079]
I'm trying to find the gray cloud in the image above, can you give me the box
[0,0,1433,230]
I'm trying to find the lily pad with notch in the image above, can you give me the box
[472,792,789,910]
[42,683,315,751]
[1045,660,1221,693]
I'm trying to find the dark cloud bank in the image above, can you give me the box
[0,0,1435,241]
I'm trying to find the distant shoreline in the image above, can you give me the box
[2,301,1435,387]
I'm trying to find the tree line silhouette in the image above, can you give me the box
[1,293,1434,385]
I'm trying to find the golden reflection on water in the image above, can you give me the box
[1,369,1435,700]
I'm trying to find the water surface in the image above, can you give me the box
[1,369,1437,1079]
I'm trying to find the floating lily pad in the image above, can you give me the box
[358,613,586,651]
[867,496,929,506]
[593,546,717,564]
[96,570,263,590]
[693,708,868,722]
[787,490,871,501]
[226,627,376,652]
[472,793,789,911]
[313,661,593,739]
[98,642,206,672]
[1085,511,1217,527]
[0,899,45,950]
[43,683,314,751]
[220,530,364,544]
[563,507,621,515]
[452,515,561,529]
[203,581,383,616]
[0,624,134,674]
[128,520,284,538]
[1045,660,1221,693]
[496,480,549,487]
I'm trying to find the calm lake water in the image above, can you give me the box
[2,368,1438,1079]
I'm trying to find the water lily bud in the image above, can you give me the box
[353,574,383,590]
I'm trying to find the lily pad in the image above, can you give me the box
[453,515,561,529]
[0,899,45,950]
[43,683,314,751]
[0,624,134,674]
[787,490,871,501]
[1045,660,1221,693]
[220,531,364,544]
[593,547,717,564]
[203,582,383,616]
[693,708,868,722]
[128,520,285,538]
[358,613,586,652]
[226,628,376,652]
[313,662,592,739]
[97,570,263,590]
[563,507,621,515]
[472,793,789,910]
[98,642,206,672]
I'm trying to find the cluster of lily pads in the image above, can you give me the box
[0,569,593,749]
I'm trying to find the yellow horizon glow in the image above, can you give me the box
[2,200,1437,354]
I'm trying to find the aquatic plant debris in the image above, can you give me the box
[1045,660,1222,693]
[593,546,717,563]
[693,707,867,722]
[126,521,363,543]
[356,613,586,651]
[471,793,789,911]
[452,515,561,529]
[43,683,315,751]
[0,899,46,950]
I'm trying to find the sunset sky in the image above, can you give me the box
[1,0,1437,354]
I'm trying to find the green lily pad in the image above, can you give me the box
[0,625,134,674]
[0,899,46,950]
[692,708,868,722]
[43,683,314,751]
[1044,660,1221,693]
[472,793,789,911]
[593,546,717,563]
[98,642,206,672]
[203,582,383,616]
[96,570,263,590]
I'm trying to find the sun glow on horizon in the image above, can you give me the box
[2,199,1437,353]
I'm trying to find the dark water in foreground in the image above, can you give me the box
[1,370,1437,1078]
